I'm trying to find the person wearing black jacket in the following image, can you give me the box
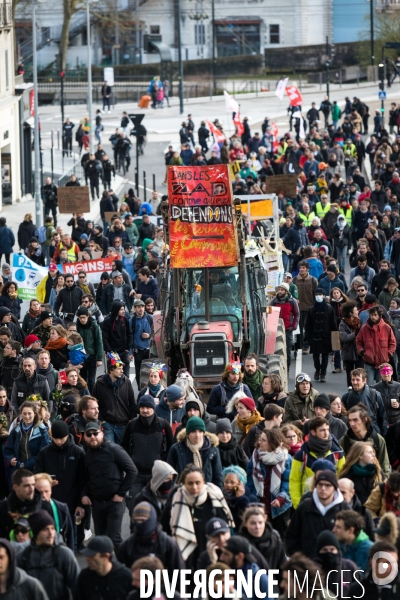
[92,225,109,255]
[76,535,133,600]
[62,118,75,156]
[67,213,86,243]
[85,154,103,201]
[0,342,22,399]
[0,539,50,600]
[43,177,58,227]
[54,275,83,322]
[121,394,173,509]
[34,420,85,517]
[0,468,53,539]
[10,358,50,412]
[198,121,210,153]
[101,81,112,112]
[371,260,392,296]
[118,502,185,578]
[81,422,137,548]
[101,300,133,375]
[102,155,115,191]
[215,418,248,469]
[93,356,136,445]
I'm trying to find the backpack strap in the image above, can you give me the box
[219,383,227,406]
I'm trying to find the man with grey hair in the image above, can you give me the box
[338,478,375,540]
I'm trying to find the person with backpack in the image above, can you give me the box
[17,509,78,599]
[131,299,153,381]
[121,394,173,510]
[207,362,253,420]
[342,367,388,435]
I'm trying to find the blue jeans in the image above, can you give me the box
[364,363,381,386]
[102,422,126,445]
[334,350,341,369]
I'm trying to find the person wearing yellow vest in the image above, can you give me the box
[298,204,316,227]
[315,194,331,219]
[52,234,79,263]
[338,198,353,227]
[343,139,357,157]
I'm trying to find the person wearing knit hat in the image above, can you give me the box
[286,468,348,559]
[289,415,345,509]
[174,395,216,437]
[230,396,264,447]
[302,394,347,440]
[22,509,79,599]
[121,392,174,511]
[167,414,223,487]
[311,458,337,474]
[50,420,69,439]
[155,384,186,432]
[215,418,248,470]
[76,306,89,316]
[24,334,41,349]
[221,465,257,530]
[313,529,357,591]
[305,285,338,383]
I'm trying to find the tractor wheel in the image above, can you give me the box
[257,319,288,390]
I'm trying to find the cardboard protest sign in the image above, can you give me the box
[58,186,90,213]
[263,175,298,197]
[167,165,238,268]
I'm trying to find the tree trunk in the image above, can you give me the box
[59,3,73,71]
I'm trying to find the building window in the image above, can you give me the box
[5,50,9,91]
[195,23,205,45]
[269,24,280,44]
[150,25,160,34]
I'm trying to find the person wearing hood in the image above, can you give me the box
[286,470,349,558]
[333,509,374,571]
[375,512,399,546]
[92,353,136,444]
[167,416,223,488]
[302,393,348,440]
[207,362,253,420]
[76,535,132,600]
[155,384,186,434]
[356,306,397,388]
[283,372,318,430]
[339,404,390,477]
[305,287,338,383]
[121,394,173,508]
[101,301,133,377]
[0,307,23,344]
[175,395,215,437]
[118,502,185,578]
[134,237,153,271]
[289,416,346,509]
[313,530,358,599]
[0,538,49,599]
[122,242,136,282]
[17,510,79,600]
[372,362,400,425]
[221,466,258,531]
[130,459,178,518]
[333,214,351,272]
[100,271,133,316]
[34,419,85,525]
[302,246,324,279]
[270,283,300,373]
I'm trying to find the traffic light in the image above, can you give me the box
[378,62,385,90]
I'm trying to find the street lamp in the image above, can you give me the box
[86,0,94,153]
[32,0,43,227]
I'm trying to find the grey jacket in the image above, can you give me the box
[339,319,359,362]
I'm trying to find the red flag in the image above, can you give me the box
[286,85,303,107]
[207,120,226,144]
[233,111,244,137]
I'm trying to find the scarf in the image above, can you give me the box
[243,369,263,396]
[148,382,162,395]
[351,463,376,478]
[170,483,234,560]
[45,337,67,350]
[186,437,203,468]
[343,316,362,332]
[383,483,400,515]
[236,410,264,436]
[307,433,332,457]
[29,307,41,319]
[251,445,288,499]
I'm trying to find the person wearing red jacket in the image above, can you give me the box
[356,305,397,386]
[270,283,300,375]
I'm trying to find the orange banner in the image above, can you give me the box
[167,165,237,268]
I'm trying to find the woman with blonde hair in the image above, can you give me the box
[17,213,36,253]
[281,424,303,456]
[338,440,384,505]
[239,504,286,569]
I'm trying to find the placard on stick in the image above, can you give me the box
[58,186,91,214]
[263,175,298,197]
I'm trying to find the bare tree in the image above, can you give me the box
[59,0,83,70]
